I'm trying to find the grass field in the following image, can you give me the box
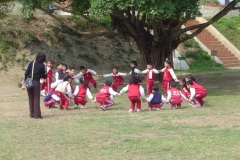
[1,69,240,160]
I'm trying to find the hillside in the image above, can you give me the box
[212,16,240,51]
[0,15,141,72]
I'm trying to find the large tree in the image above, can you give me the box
[2,0,240,68]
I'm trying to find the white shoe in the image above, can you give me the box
[74,104,79,109]
[137,109,141,112]
[156,108,161,111]
[41,90,47,97]
[80,105,86,109]
[192,104,201,108]
[100,106,107,111]
[128,109,133,113]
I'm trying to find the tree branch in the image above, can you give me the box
[177,0,238,36]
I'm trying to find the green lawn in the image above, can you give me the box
[1,70,240,160]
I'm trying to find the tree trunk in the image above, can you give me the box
[135,38,173,69]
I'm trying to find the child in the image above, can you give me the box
[186,74,198,84]
[67,67,79,93]
[73,77,94,109]
[166,81,187,109]
[43,92,60,108]
[95,80,120,111]
[62,63,68,73]
[76,66,98,89]
[44,60,54,94]
[186,80,207,107]
[120,74,146,113]
[55,62,63,81]
[179,78,190,99]
[141,63,160,95]
[159,59,178,95]
[54,74,73,110]
[98,67,127,91]
[146,86,167,110]
[129,60,140,75]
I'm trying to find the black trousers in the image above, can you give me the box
[27,80,41,118]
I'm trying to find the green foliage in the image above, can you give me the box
[213,16,240,50]
[183,38,200,48]
[89,15,112,27]
[88,0,199,21]
[186,49,223,72]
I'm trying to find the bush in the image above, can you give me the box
[186,49,223,72]
[183,38,200,48]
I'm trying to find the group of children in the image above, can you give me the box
[41,59,208,112]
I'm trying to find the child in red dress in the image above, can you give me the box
[179,78,190,99]
[76,66,98,89]
[166,81,187,109]
[95,80,120,111]
[159,59,178,95]
[73,77,94,109]
[98,67,127,91]
[120,74,146,113]
[141,63,160,95]
[186,80,207,107]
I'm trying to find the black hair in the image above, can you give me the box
[69,67,76,70]
[58,72,64,80]
[165,59,172,66]
[147,62,153,66]
[152,86,159,91]
[105,80,112,86]
[129,74,142,84]
[186,80,194,85]
[113,67,118,70]
[79,77,87,88]
[63,74,71,82]
[56,62,62,67]
[131,61,137,66]
[186,74,197,82]
[80,66,86,70]
[170,81,177,88]
[36,52,46,63]
[180,78,187,88]
[62,63,67,69]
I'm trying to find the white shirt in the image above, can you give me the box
[73,86,93,100]
[146,93,167,103]
[141,68,160,79]
[75,69,97,78]
[66,84,73,98]
[51,80,63,89]
[129,68,140,74]
[160,67,177,80]
[103,72,127,77]
[189,88,196,100]
[120,84,145,98]
[55,72,60,81]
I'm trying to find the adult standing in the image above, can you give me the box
[24,52,47,119]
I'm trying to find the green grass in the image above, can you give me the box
[213,16,240,50]
[1,70,240,159]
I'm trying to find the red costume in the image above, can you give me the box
[96,86,114,107]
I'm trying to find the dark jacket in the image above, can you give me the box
[150,92,162,104]
[24,61,47,81]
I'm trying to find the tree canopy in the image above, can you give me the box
[1,0,240,68]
